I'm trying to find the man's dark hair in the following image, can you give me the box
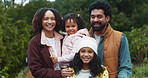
[88,1,112,18]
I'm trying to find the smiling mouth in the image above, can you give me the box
[69,31,74,33]
[83,58,90,61]
[94,24,100,27]
[47,25,53,27]
[92,22,101,27]
[46,24,55,28]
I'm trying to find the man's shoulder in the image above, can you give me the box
[113,30,123,35]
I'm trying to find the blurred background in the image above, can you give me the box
[0,0,147,78]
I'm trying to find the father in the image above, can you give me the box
[88,1,132,78]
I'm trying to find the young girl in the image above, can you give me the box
[51,13,89,68]
[67,36,109,78]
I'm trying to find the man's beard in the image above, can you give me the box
[91,22,107,31]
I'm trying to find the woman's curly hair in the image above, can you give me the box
[32,8,62,34]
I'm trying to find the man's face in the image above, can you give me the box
[90,9,109,31]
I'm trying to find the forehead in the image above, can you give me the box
[80,47,94,51]
[44,10,54,17]
[65,19,76,24]
[91,9,104,15]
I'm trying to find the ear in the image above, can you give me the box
[106,16,110,22]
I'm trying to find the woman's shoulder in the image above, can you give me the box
[97,65,109,78]
[29,33,41,44]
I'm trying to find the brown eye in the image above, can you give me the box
[88,51,93,53]
[91,15,95,19]
[80,49,85,53]
[65,25,70,28]
[97,15,103,18]
[72,25,76,27]
[51,17,55,21]
[43,17,48,20]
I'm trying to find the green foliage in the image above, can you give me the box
[132,64,148,78]
[125,25,148,64]
[15,67,29,78]
[53,0,96,29]
[131,1,148,28]
[0,3,8,77]
[1,16,31,78]
[0,2,32,78]
[109,0,148,31]
[0,0,148,77]
[24,1,53,24]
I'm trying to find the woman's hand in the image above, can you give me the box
[61,68,74,77]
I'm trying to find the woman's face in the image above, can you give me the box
[65,19,78,35]
[79,47,94,64]
[42,10,56,32]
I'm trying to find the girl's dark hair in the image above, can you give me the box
[32,8,62,34]
[69,52,104,77]
[88,1,112,18]
[61,13,85,32]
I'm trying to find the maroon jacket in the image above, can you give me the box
[27,33,63,78]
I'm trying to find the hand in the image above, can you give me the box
[50,57,58,63]
[61,68,74,77]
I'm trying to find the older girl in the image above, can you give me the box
[67,36,109,78]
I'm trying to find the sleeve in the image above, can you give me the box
[98,65,109,78]
[58,53,75,62]
[118,34,132,78]
[27,38,62,78]
[58,35,81,62]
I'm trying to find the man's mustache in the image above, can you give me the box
[92,22,101,25]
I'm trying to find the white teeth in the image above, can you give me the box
[47,25,52,27]
[83,58,89,60]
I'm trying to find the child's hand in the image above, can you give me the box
[50,57,58,63]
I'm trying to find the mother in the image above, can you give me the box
[27,8,73,78]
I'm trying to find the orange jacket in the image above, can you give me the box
[89,24,122,78]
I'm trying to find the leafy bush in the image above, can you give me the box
[15,67,29,78]
[132,64,148,78]
[0,3,32,78]
[1,0,148,77]
[125,25,148,64]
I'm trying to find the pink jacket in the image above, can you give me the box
[58,28,89,62]
[41,30,63,57]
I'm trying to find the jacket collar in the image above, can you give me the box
[41,30,63,46]
[104,24,113,38]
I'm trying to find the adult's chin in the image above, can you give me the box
[92,24,106,31]
[92,26,102,31]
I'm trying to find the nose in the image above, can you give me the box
[69,27,73,30]
[84,52,89,56]
[47,19,52,23]
[94,17,99,22]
